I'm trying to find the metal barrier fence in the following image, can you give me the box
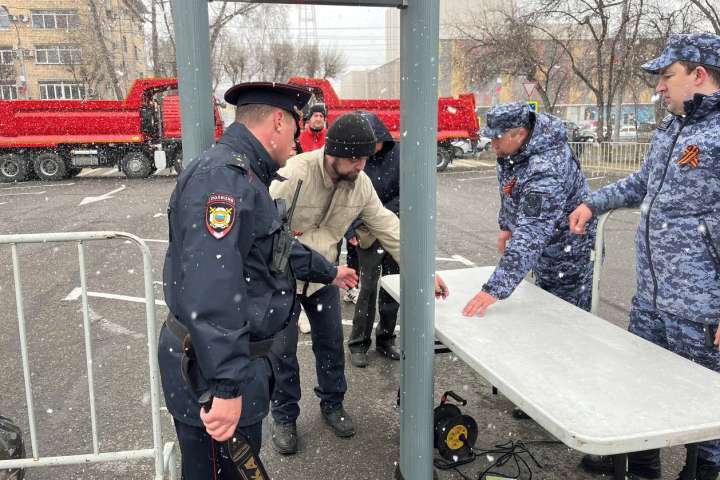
[590,209,632,315]
[570,141,650,174]
[0,231,176,480]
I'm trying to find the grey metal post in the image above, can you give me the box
[171,0,215,165]
[398,0,439,478]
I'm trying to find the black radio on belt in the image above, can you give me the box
[271,180,303,274]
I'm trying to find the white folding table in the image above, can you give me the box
[381,267,720,479]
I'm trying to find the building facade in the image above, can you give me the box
[340,0,516,99]
[0,1,147,100]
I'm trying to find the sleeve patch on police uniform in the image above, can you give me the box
[523,193,545,218]
[206,193,236,239]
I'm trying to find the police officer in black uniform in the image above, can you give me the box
[158,82,358,479]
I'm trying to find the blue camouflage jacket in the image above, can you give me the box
[585,92,720,324]
[483,113,594,299]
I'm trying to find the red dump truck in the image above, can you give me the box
[0,78,224,182]
[288,77,479,171]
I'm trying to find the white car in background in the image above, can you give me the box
[450,137,492,158]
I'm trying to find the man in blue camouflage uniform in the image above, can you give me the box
[571,33,720,480]
[462,102,596,319]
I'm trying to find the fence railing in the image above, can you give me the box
[0,231,176,480]
[570,141,650,174]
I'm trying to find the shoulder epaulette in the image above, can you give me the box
[657,114,675,131]
[226,153,249,173]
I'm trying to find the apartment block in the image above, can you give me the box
[0,0,147,100]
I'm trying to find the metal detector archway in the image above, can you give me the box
[171,1,439,477]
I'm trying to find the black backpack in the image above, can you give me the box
[0,416,24,480]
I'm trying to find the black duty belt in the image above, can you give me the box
[165,313,274,359]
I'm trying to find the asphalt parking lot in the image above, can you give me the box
[0,158,689,479]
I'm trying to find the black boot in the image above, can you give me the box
[322,405,355,438]
[581,449,661,479]
[271,420,298,455]
[350,351,368,368]
[376,341,400,360]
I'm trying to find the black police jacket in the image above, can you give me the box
[364,113,400,215]
[159,122,337,427]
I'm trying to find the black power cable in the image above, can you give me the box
[444,439,562,480]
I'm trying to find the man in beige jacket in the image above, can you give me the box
[268,112,448,455]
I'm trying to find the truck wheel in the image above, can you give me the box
[0,154,32,183]
[452,146,464,159]
[436,147,452,172]
[121,151,153,179]
[33,152,68,181]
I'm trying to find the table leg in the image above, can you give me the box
[682,444,698,480]
[612,454,627,480]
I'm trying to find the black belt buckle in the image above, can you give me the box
[226,434,271,479]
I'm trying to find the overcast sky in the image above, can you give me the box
[287,5,389,71]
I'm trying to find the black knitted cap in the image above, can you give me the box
[325,112,377,158]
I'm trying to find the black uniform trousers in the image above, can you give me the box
[348,240,400,353]
[174,419,262,480]
[270,285,346,423]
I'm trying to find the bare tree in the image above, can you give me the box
[320,46,347,79]
[208,2,259,56]
[632,1,702,122]
[86,0,125,99]
[458,15,572,115]
[519,0,647,141]
[689,0,720,33]
[222,41,249,85]
[296,44,322,78]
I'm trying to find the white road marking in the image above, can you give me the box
[587,176,606,180]
[79,185,126,206]
[436,255,475,266]
[441,168,494,175]
[82,304,145,339]
[0,202,6,206]
[457,175,497,182]
[153,213,164,218]
[142,238,169,244]
[0,183,74,191]
[0,190,46,197]
[451,254,475,266]
[63,287,167,306]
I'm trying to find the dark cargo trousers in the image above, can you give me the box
[348,240,400,353]
[173,417,262,479]
[270,285,347,423]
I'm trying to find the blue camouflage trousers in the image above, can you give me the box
[629,298,720,466]
[532,219,596,312]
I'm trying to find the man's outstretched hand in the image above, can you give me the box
[333,266,359,290]
[435,274,449,299]
[462,290,497,317]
